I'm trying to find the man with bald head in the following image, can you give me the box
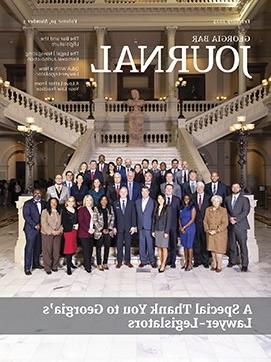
[225,183,250,272]
[192,181,211,268]
[46,174,69,205]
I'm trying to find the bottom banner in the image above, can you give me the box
[0,298,270,334]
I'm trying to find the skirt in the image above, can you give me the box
[63,230,78,254]
[155,230,169,248]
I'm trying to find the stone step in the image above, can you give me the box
[91,146,182,166]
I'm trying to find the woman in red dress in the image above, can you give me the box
[62,196,78,275]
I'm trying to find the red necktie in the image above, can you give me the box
[198,194,202,209]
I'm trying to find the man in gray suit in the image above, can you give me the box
[160,172,182,199]
[135,186,156,268]
[225,183,250,272]
[46,174,70,205]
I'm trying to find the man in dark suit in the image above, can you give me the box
[182,170,198,196]
[125,159,134,177]
[177,160,190,185]
[151,159,161,185]
[192,182,211,268]
[113,187,137,268]
[135,186,156,268]
[88,160,104,187]
[63,170,75,195]
[225,183,250,271]
[158,161,167,185]
[205,171,228,202]
[23,189,46,275]
[142,171,158,200]
[127,170,141,201]
[167,158,182,183]
[115,156,127,182]
[97,154,108,178]
[164,184,181,268]
[160,172,182,200]
[106,172,125,205]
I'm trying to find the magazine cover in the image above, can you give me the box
[0,0,271,360]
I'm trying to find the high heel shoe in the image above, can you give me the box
[185,265,193,272]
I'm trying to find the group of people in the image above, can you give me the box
[22,155,251,276]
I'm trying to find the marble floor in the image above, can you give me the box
[0,221,271,361]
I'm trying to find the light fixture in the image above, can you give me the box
[216,96,227,101]
[262,79,268,86]
[229,115,255,190]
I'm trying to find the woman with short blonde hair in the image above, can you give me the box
[62,196,78,275]
[203,194,228,272]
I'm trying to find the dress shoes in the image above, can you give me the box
[98,265,104,271]
[193,263,200,268]
[52,268,58,272]
[24,270,32,276]
[203,264,209,269]
[211,267,216,271]
[241,266,248,272]
[32,264,44,270]
[67,269,72,275]
[103,264,109,270]
[216,268,222,273]
[124,262,134,268]
[116,262,122,269]
[85,268,92,273]
[46,271,52,275]
[170,264,176,269]
[138,263,145,268]
[227,263,235,268]
[151,263,157,268]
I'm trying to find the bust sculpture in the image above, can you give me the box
[127,89,145,146]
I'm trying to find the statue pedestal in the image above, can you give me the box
[128,111,144,146]
[15,195,32,266]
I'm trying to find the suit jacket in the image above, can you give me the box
[46,185,70,204]
[115,165,127,182]
[152,206,172,234]
[142,181,158,200]
[167,195,181,231]
[70,183,89,205]
[166,168,182,183]
[192,192,211,224]
[87,169,104,187]
[127,181,141,201]
[135,197,155,231]
[205,181,228,201]
[23,198,46,233]
[106,183,126,205]
[182,181,197,196]
[113,198,136,232]
[93,206,115,239]
[78,206,93,238]
[176,168,190,185]
[225,193,250,230]
[97,162,108,178]
[160,182,182,200]
[63,181,75,194]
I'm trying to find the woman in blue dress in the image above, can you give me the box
[179,194,196,271]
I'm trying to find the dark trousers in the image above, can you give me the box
[96,234,111,265]
[228,227,249,267]
[117,231,131,263]
[24,230,41,271]
[41,234,62,272]
[193,223,209,265]
[139,229,155,264]
[167,229,177,265]
[79,237,94,271]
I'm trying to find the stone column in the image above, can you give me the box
[15,195,32,266]
[244,195,259,263]
[166,26,178,121]
[238,26,247,95]
[95,27,106,100]
[94,27,106,122]
[24,27,34,95]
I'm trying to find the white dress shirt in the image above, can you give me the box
[141,196,149,212]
